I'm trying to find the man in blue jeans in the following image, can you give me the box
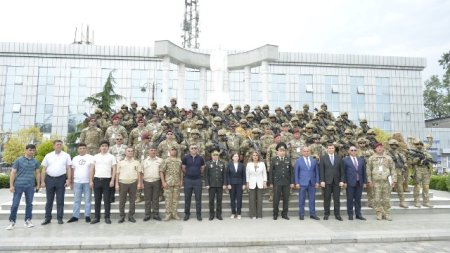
[182,144,205,221]
[6,144,41,230]
[68,143,94,223]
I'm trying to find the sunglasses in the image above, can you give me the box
[350,149,357,151]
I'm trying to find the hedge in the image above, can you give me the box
[0,174,9,189]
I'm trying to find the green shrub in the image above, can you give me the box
[436,177,448,191]
[447,175,450,191]
[0,174,10,188]
[430,175,440,189]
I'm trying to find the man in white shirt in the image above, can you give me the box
[90,140,117,224]
[141,145,163,221]
[68,143,94,223]
[41,140,72,225]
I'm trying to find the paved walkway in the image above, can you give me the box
[1,189,450,250]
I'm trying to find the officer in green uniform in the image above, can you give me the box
[204,150,227,220]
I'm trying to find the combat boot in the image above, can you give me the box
[399,202,409,208]
[384,214,392,221]
[414,200,421,208]
[172,213,181,220]
[422,203,433,208]
[376,212,382,220]
[163,213,172,221]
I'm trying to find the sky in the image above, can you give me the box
[0,0,449,80]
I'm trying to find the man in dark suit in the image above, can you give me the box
[294,147,320,220]
[269,143,294,220]
[343,146,367,220]
[319,143,345,221]
[204,150,227,220]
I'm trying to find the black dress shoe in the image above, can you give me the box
[153,215,161,221]
[282,215,290,220]
[85,217,91,223]
[299,216,304,220]
[143,216,151,222]
[348,216,354,220]
[105,218,111,224]
[67,217,78,223]
[323,215,329,220]
[209,216,214,221]
[310,215,320,220]
[273,215,278,220]
[183,215,190,221]
[128,217,136,223]
[335,215,343,221]
[90,218,100,224]
[356,216,366,220]
[118,217,125,223]
[41,219,51,225]
[197,216,202,221]
[57,219,64,224]
[217,215,223,220]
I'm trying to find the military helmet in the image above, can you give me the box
[367,129,376,135]
[388,139,399,145]
[291,117,299,122]
[281,123,289,127]
[321,103,328,108]
[260,119,269,124]
[335,117,343,122]
[218,129,227,136]
[254,105,261,110]
[413,139,424,145]
[138,108,146,114]
[305,123,314,128]
[121,104,128,109]
[246,113,254,119]
[262,104,269,109]
[239,119,248,124]
[340,112,348,116]
[357,137,368,144]
[202,105,209,110]
[275,107,282,112]
[344,129,353,134]
[95,108,102,114]
[303,103,309,108]
[269,113,276,118]
[312,134,320,139]
[244,104,250,109]
[172,118,181,124]
[213,116,222,122]
[161,120,169,125]
[212,102,219,107]
[235,105,241,110]
[316,110,325,115]
[131,101,137,106]
[285,104,291,109]
[150,101,157,106]
[326,125,336,131]
[191,101,198,106]
[312,117,319,121]
[196,120,203,125]
[190,129,200,135]
[360,118,368,123]
[252,128,261,134]
[170,97,177,102]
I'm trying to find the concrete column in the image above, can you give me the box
[177,63,186,107]
[244,66,251,105]
[261,60,269,105]
[200,67,207,106]
[161,56,170,105]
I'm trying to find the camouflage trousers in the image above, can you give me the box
[366,184,374,208]
[403,168,411,192]
[394,169,405,203]
[87,147,99,156]
[164,186,180,217]
[413,167,431,205]
[373,180,391,217]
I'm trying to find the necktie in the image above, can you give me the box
[306,157,311,168]
[330,155,334,165]
[353,157,359,181]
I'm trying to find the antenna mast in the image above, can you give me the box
[181,0,200,49]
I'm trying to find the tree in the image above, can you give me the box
[84,70,123,114]
[3,127,43,165]
[423,75,450,119]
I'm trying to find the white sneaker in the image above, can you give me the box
[252,217,256,220]
[25,219,34,228]
[230,214,235,219]
[6,222,15,230]
[237,215,242,220]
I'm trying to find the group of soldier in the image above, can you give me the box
[74,98,436,221]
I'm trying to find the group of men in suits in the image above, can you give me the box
[270,142,368,221]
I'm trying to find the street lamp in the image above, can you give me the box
[140,81,160,101]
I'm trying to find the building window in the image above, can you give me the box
[185,69,200,104]
[3,66,23,132]
[251,73,262,106]
[292,74,314,109]
[229,70,245,105]
[271,74,286,108]
[350,76,366,121]
[324,75,340,115]
[131,69,151,108]
[68,68,90,133]
[376,77,391,131]
[36,67,55,134]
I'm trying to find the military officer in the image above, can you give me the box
[80,117,103,155]
[160,146,183,221]
[409,139,434,208]
[128,118,149,148]
[387,139,409,208]
[105,115,128,146]
[204,150,227,220]
[157,130,181,159]
[269,143,294,220]
[289,128,305,166]
[180,110,197,140]
[367,143,397,221]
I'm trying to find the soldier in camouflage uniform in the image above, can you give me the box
[260,127,274,161]
[119,104,134,132]
[320,126,340,147]
[226,123,243,158]
[147,114,161,136]
[130,101,139,117]
[164,98,180,119]
[303,123,315,145]
[206,129,231,163]
[180,110,197,140]
[366,143,397,220]
[210,116,225,142]
[151,120,170,146]
[340,112,357,130]
[284,104,293,121]
[261,104,270,119]
[160,146,183,221]
[145,101,158,120]
[252,106,264,124]
[241,128,263,165]
[99,111,111,135]
[222,107,235,128]
[302,104,314,123]
[234,105,244,122]
[186,129,206,158]
[210,102,223,118]
[80,117,103,155]
[128,118,149,149]
[246,113,258,129]
[355,118,371,138]
[201,105,213,127]
[242,104,250,117]
[109,134,127,203]
[309,134,326,161]
[290,117,301,130]
[280,123,293,144]
[316,110,330,130]
[268,114,281,134]
[339,129,357,156]
[289,128,305,166]
[171,118,184,144]
[191,102,202,120]
[236,119,252,140]
[356,137,375,208]
[409,140,434,208]
[387,139,409,208]
[157,130,182,159]
[105,115,128,146]
[365,129,378,149]
[195,120,210,143]
[334,118,345,138]
[311,117,325,135]
[320,103,336,122]
[274,107,286,125]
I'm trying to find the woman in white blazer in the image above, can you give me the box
[246,151,267,219]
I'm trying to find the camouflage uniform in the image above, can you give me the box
[241,128,263,165]
[158,138,181,159]
[309,134,326,161]
[186,129,206,158]
[160,154,183,220]
[105,124,128,146]
[387,139,409,208]
[128,125,149,148]
[110,143,127,162]
[289,132,305,166]
[260,129,274,160]
[180,113,197,140]
[80,125,103,155]
[367,152,397,220]
[356,138,375,208]
[409,140,434,207]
